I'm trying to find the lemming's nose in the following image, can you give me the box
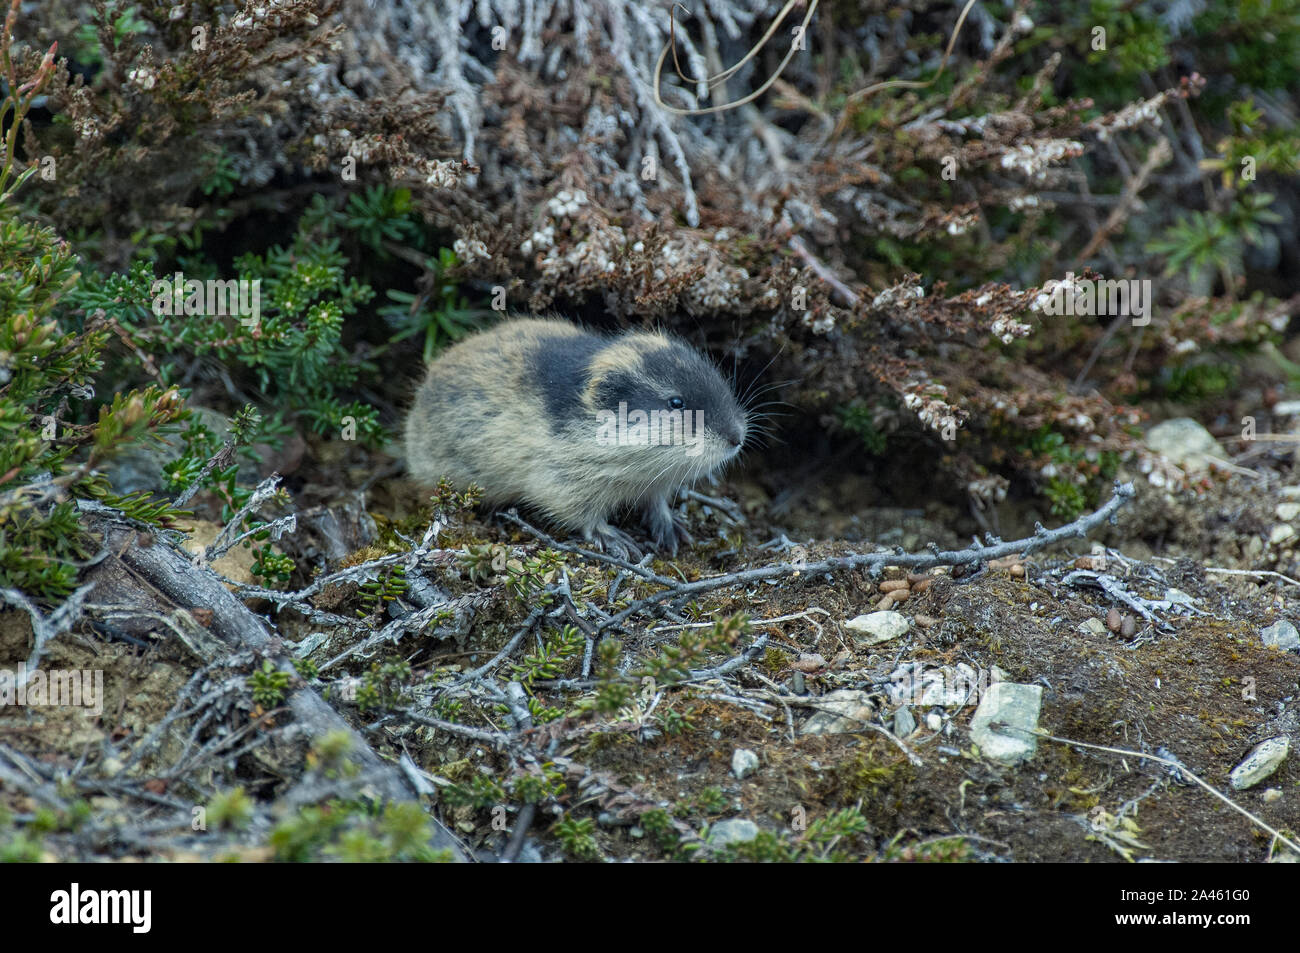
[726,425,745,448]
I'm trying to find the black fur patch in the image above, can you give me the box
[590,368,654,416]
[529,333,743,444]
[635,343,742,441]
[528,331,607,419]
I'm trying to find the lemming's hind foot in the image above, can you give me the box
[586,522,644,562]
[645,496,693,557]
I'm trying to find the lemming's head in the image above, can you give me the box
[574,331,747,478]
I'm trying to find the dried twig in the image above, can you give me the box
[602,482,1136,630]
[0,583,95,689]
[1003,724,1300,856]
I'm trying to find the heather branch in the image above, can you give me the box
[653,0,817,116]
[499,510,678,586]
[0,583,95,689]
[233,532,461,606]
[601,482,1136,630]
[395,707,517,748]
[0,23,57,195]
[205,475,296,559]
[830,0,980,138]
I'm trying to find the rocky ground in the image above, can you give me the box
[1,413,1297,863]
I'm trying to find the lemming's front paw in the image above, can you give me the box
[587,523,644,562]
[645,498,693,557]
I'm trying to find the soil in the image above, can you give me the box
[2,451,1297,863]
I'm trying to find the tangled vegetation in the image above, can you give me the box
[0,0,1297,864]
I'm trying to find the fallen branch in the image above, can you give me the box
[84,511,469,860]
[602,482,1136,631]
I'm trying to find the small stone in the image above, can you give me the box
[1261,620,1300,651]
[294,632,330,657]
[1080,617,1107,635]
[1145,418,1226,472]
[844,611,910,645]
[792,653,827,672]
[1272,401,1300,417]
[1230,737,1290,790]
[1280,486,1300,500]
[1163,588,1196,607]
[1106,608,1122,633]
[893,707,917,737]
[1262,788,1283,804]
[731,748,759,780]
[969,682,1043,765]
[925,712,943,732]
[801,689,876,735]
[708,818,759,845]
[1277,502,1300,522]
[1270,524,1297,545]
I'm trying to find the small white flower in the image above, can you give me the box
[127,67,157,91]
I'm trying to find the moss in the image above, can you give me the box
[761,647,792,674]
[827,748,917,804]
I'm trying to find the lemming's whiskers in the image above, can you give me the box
[630,457,680,509]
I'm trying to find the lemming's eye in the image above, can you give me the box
[667,396,685,410]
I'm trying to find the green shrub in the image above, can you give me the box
[0,24,187,597]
